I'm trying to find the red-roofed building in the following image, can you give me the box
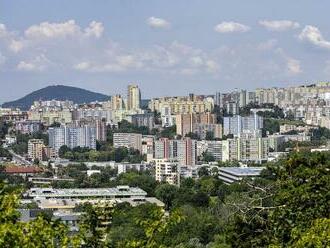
[4,166,43,177]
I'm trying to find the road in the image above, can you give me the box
[8,149,32,165]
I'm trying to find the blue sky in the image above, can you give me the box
[0,0,330,102]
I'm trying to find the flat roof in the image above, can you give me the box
[218,167,266,177]
[28,186,147,198]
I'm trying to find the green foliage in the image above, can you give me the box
[239,103,284,119]
[198,166,210,177]
[185,132,200,140]
[0,121,10,139]
[0,181,82,247]
[160,125,177,139]
[60,145,145,163]
[11,131,49,155]
[262,118,280,135]
[201,152,215,163]
[0,147,12,159]
[79,203,112,247]
[269,152,330,246]
[155,184,178,210]
[290,218,330,248]
[117,171,158,196]
[115,120,150,135]
[205,131,215,141]
[1,151,329,248]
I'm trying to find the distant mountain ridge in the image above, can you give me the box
[2,85,110,110]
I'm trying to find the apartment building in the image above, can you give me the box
[205,137,270,163]
[48,125,97,153]
[176,113,220,138]
[127,84,141,110]
[28,139,45,161]
[149,95,214,114]
[113,133,142,152]
[154,159,179,185]
[153,138,197,166]
[223,113,263,136]
[127,113,155,130]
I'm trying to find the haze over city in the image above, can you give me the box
[1,0,330,103]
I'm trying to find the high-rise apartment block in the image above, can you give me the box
[153,138,197,166]
[204,137,270,163]
[127,84,141,110]
[149,95,214,115]
[223,114,263,136]
[176,113,222,139]
[128,113,155,130]
[111,94,124,110]
[48,125,97,153]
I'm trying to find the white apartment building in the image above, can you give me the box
[154,159,179,185]
[223,114,263,137]
[48,125,97,153]
[205,137,270,163]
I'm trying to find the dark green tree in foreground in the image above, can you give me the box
[227,151,330,247]
[0,182,82,247]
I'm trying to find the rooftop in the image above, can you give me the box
[27,186,147,199]
[218,167,266,177]
[4,166,43,174]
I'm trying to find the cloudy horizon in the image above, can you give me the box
[1,0,330,103]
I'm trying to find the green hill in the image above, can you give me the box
[2,85,110,110]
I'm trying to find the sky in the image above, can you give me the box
[0,0,330,103]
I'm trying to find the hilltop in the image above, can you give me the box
[2,85,110,110]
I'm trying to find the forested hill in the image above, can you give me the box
[2,85,110,110]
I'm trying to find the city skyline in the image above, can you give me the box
[1,0,330,102]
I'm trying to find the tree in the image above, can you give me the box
[262,118,280,136]
[198,166,210,177]
[155,184,178,210]
[185,132,200,140]
[0,181,81,247]
[201,152,215,163]
[290,218,330,248]
[205,131,215,141]
[160,125,177,139]
[79,203,112,247]
[269,152,330,246]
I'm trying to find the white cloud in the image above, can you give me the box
[24,20,104,41]
[0,23,8,37]
[17,54,51,72]
[73,41,219,75]
[287,58,302,74]
[214,22,250,33]
[9,40,24,53]
[276,48,302,75]
[257,39,278,50]
[147,17,171,29]
[74,61,91,71]
[205,60,219,73]
[84,21,104,38]
[25,20,81,40]
[259,20,300,31]
[298,25,330,50]
[0,52,5,66]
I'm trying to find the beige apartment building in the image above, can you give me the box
[28,139,45,161]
